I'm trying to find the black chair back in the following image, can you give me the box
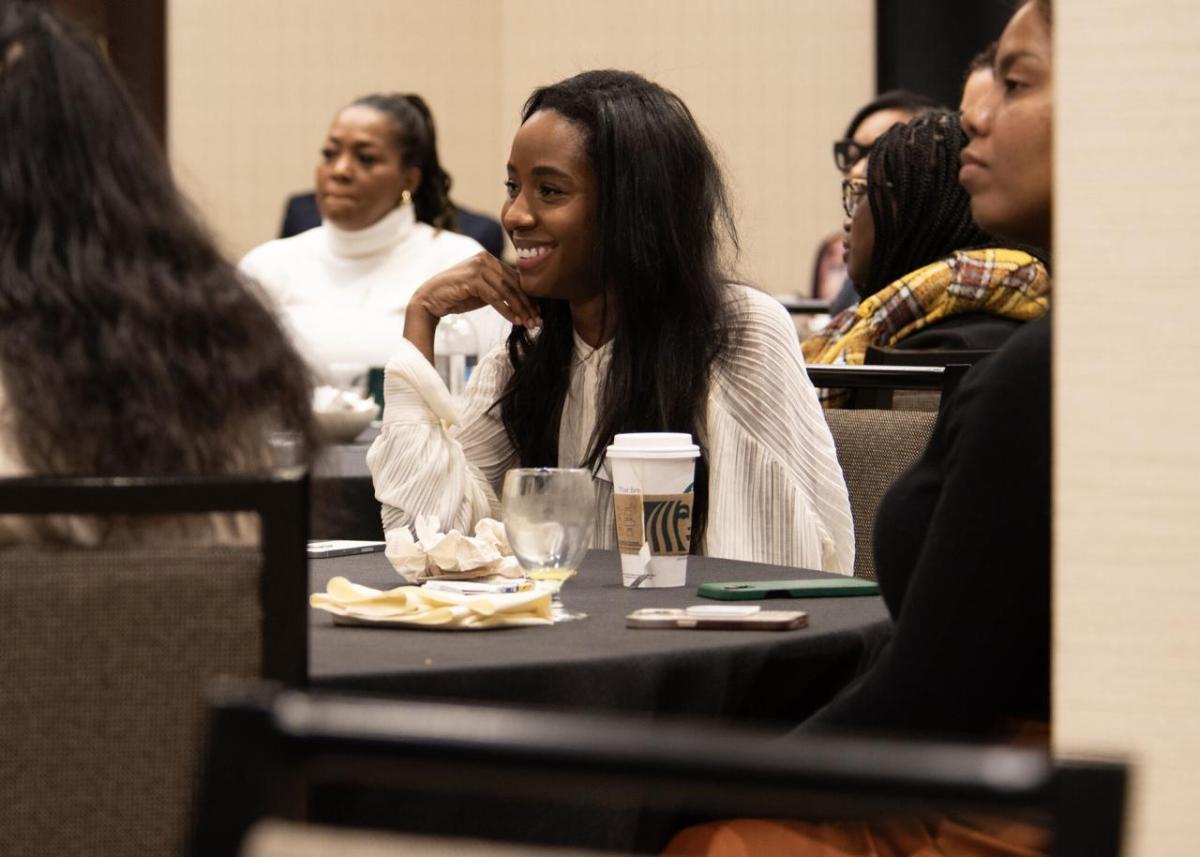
[806,363,971,411]
[0,472,309,857]
[190,684,1128,857]
[0,471,310,683]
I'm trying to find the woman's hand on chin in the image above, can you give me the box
[404,252,542,362]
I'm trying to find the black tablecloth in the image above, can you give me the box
[310,550,892,726]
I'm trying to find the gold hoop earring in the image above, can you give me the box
[401,189,413,206]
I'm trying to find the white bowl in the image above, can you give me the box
[314,406,377,444]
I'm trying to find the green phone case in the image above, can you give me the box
[697,578,880,601]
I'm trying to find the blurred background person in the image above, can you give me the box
[833,90,942,178]
[0,1,316,544]
[813,90,941,315]
[279,168,504,259]
[803,109,1049,371]
[240,93,509,383]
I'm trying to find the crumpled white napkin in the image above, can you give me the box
[310,576,551,629]
[385,515,522,582]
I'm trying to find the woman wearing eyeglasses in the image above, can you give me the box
[803,109,1049,375]
[832,89,940,176]
[814,91,940,311]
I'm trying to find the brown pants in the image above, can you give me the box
[663,815,1049,857]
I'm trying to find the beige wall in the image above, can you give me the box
[168,0,873,293]
[1055,2,1200,855]
[168,0,504,262]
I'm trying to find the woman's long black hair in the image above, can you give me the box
[0,1,317,477]
[860,109,993,298]
[352,93,458,232]
[497,70,737,551]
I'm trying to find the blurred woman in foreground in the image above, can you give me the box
[668,1,1055,853]
[0,1,316,543]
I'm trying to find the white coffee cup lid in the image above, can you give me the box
[606,432,700,460]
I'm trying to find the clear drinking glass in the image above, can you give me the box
[501,467,595,622]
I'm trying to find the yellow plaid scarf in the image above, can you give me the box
[802,247,1050,366]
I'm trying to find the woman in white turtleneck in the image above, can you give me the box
[240,93,508,376]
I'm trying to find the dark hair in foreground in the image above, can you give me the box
[352,93,458,231]
[842,89,942,139]
[0,2,317,477]
[498,70,737,550]
[861,109,993,298]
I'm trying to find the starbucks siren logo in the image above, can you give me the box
[642,483,694,556]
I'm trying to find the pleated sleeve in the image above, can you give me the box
[704,287,855,574]
[366,340,518,535]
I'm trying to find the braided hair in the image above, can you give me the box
[352,93,458,231]
[860,109,993,298]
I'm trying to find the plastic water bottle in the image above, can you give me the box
[434,313,478,397]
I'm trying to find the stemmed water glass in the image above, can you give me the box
[501,468,594,622]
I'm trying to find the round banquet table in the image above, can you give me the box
[309,549,892,726]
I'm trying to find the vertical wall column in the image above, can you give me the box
[1055,2,1200,855]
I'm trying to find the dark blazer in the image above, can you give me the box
[804,315,1051,738]
[279,192,506,259]
[897,313,1024,352]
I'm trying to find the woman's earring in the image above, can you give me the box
[401,189,413,206]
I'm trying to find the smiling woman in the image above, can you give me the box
[503,110,598,309]
[239,93,509,382]
[366,70,854,574]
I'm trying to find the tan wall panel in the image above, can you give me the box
[1055,1,1200,855]
[169,0,872,289]
[497,0,873,295]
[168,0,502,258]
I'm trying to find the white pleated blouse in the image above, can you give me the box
[366,284,854,574]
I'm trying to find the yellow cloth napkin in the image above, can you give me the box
[310,576,553,629]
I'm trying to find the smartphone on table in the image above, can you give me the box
[697,578,879,601]
[306,540,387,559]
[626,605,807,631]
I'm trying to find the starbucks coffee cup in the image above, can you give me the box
[606,432,700,588]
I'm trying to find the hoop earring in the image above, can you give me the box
[401,189,413,206]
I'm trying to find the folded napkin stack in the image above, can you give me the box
[386,515,521,582]
[311,576,552,629]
